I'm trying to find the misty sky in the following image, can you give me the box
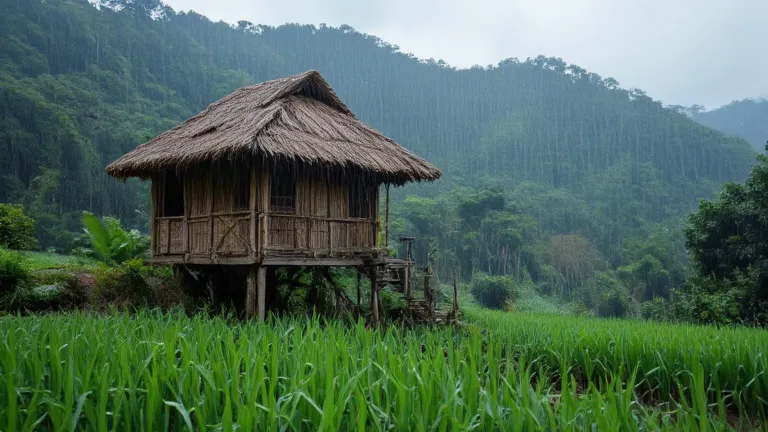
[163,0,767,109]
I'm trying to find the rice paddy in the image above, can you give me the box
[1,308,766,431]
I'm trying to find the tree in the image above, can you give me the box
[0,204,37,250]
[684,146,768,324]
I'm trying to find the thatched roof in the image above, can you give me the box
[105,70,441,185]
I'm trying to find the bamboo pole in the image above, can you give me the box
[356,270,361,308]
[370,268,379,325]
[246,266,256,319]
[385,183,390,249]
[257,266,267,321]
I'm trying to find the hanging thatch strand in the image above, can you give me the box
[105,70,442,185]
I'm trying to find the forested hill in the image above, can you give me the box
[0,0,756,250]
[691,99,768,151]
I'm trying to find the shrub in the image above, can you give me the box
[0,247,30,294]
[379,289,407,319]
[640,297,671,321]
[597,288,630,318]
[471,272,517,309]
[671,277,743,326]
[0,203,38,250]
[94,258,154,309]
[76,212,150,264]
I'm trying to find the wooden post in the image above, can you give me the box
[370,268,379,325]
[385,183,390,249]
[452,271,458,320]
[249,164,257,259]
[404,263,411,299]
[246,266,256,319]
[208,168,215,256]
[150,180,157,257]
[182,173,189,256]
[356,270,361,308]
[260,170,269,252]
[257,266,267,320]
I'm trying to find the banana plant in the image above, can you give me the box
[79,212,150,264]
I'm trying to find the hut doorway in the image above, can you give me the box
[160,173,184,217]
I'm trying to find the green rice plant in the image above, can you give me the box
[0,309,764,431]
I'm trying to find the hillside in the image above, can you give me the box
[692,99,768,151]
[0,0,756,258]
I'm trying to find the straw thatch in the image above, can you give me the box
[106,70,441,185]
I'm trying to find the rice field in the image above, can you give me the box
[1,309,766,431]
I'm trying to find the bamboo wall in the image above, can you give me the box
[151,160,380,263]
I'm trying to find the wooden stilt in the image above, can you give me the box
[257,266,267,320]
[385,184,390,249]
[404,263,411,299]
[356,271,361,308]
[370,268,379,324]
[246,266,256,319]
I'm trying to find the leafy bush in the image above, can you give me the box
[597,288,630,318]
[0,247,30,294]
[471,272,517,309]
[379,289,407,320]
[76,212,150,264]
[640,297,671,321]
[94,258,154,309]
[671,277,743,326]
[0,203,38,250]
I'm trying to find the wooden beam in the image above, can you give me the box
[261,257,366,267]
[208,167,215,256]
[404,262,411,299]
[182,173,189,255]
[385,183,390,249]
[150,179,157,256]
[246,266,256,319]
[249,163,257,258]
[260,171,270,251]
[257,266,267,320]
[356,270,361,308]
[370,268,379,325]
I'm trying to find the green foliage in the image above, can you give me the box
[640,297,672,321]
[684,148,768,325]
[597,287,631,318]
[77,212,150,264]
[671,277,745,326]
[93,258,171,310]
[1,310,766,429]
[470,272,517,309]
[0,204,37,250]
[379,289,407,319]
[0,248,30,294]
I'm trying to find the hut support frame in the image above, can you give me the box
[246,265,268,320]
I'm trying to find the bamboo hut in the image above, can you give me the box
[106,70,441,319]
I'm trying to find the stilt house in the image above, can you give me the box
[106,70,441,319]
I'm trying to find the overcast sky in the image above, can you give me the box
[164,0,767,109]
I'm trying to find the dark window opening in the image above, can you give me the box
[161,173,185,217]
[213,168,250,213]
[233,169,250,212]
[349,182,374,219]
[270,174,296,214]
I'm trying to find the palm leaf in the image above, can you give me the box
[82,211,111,263]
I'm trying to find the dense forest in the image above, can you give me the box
[691,98,768,151]
[0,0,763,320]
